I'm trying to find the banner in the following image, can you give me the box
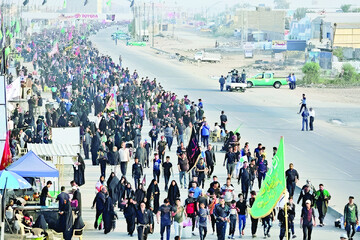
[186,128,200,172]
[6,77,21,100]
[250,137,286,219]
[0,131,12,170]
[272,40,287,50]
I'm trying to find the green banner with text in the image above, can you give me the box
[250,137,286,219]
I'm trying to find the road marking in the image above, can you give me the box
[312,131,323,137]
[280,118,292,123]
[330,165,352,177]
[289,144,305,153]
[349,147,360,152]
[257,128,268,134]
[235,117,243,122]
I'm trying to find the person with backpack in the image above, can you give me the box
[185,191,197,235]
[344,196,358,240]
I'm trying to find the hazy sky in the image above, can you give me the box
[5,0,360,11]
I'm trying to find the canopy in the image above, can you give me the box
[6,150,59,177]
[0,170,32,189]
[27,143,78,157]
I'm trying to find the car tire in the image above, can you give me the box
[274,81,281,89]
[247,82,253,88]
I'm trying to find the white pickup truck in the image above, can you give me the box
[225,75,247,92]
[194,51,221,62]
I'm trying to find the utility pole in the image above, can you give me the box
[172,11,175,38]
[152,2,154,47]
[143,2,145,42]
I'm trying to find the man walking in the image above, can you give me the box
[219,75,225,91]
[298,94,307,114]
[214,197,230,240]
[162,156,173,191]
[158,136,167,163]
[201,121,210,148]
[205,144,216,179]
[157,198,175,240]
[314,184,331,226]
[178,152,189,189]
[119,142,130,176]
[132,158,143,190]
[238,160,250,200]
[309,108,315,131]
[344,196,358,240]
[223,146,236,178]
[300,200,316,240]
[83,127,91,159]
[136,201,153,240]
[301,108,309,131]
[285,163,299,197]
[220,111,227,130]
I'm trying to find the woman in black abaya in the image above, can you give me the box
[103,196,118,234]
[61,201,73,240]
[74,153,86,186]
[146,179,160,213]
[167,180,180,206]
[134,183,146,205]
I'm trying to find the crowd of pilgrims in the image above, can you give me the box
[5,20,342,240]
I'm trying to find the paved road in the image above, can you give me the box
[73,26,360,240]
[90,26,360,213]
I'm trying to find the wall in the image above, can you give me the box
[333,28,360,48]
[234,8,285,40]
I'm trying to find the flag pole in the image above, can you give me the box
[284,190,289,240]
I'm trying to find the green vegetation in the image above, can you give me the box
[300,62,360,86]
[341,63,359,82]
[302,62,320,84]
[341,4,351,12]
[333,48,344,61]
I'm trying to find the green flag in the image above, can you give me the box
[234,124,243,134]
[15,21,20,33]
[6,29,10,36]
[63,0,67,8]
[0,30,2,41]
[61,28,66,34]
[249,137,286,219]
[106,0,112,7]
[4,46,11,59]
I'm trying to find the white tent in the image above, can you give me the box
[27,143,79,157]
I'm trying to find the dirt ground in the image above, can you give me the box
[138,27,360,106]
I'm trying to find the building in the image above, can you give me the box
[234,7,286,41]
[289,12,360,48]
[333,23,360,48]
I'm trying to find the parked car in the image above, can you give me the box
[246,72,288,89]
[194,51,221,62]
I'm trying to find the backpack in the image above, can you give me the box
[186,202,195,214]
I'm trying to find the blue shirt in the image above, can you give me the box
[189,187,202,199]
[153,159,161,172]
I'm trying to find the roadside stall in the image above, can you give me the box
[6,151,60,230]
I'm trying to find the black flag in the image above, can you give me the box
[186,128,200,173]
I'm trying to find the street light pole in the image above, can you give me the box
[152,2,154,47]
